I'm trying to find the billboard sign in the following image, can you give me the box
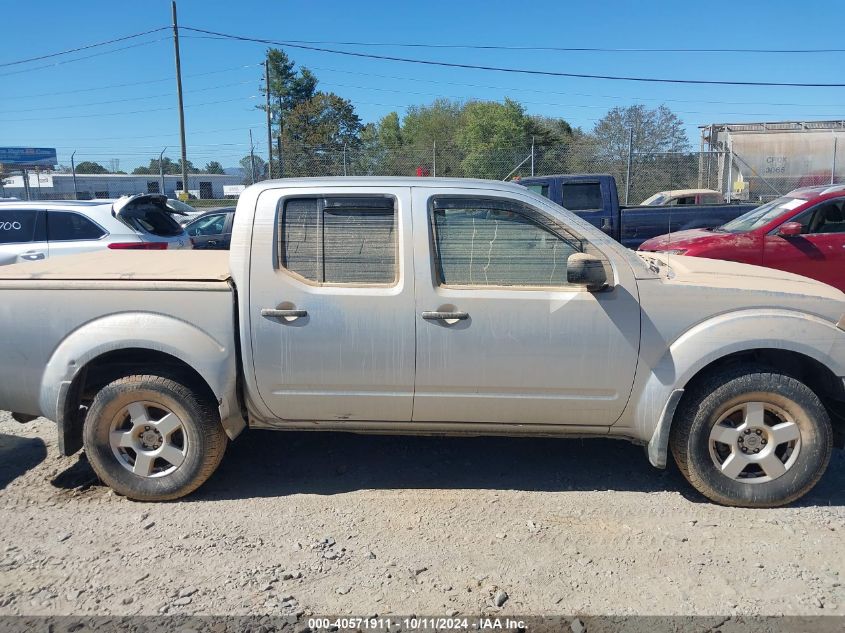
[0,147,58,168]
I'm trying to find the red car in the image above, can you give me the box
[639,185,845,291]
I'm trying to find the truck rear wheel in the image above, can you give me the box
[83,374,227,501]
[670,364,832,508]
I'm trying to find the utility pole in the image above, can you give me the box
[264,59,273,179]
[277,95,284,178]
[832,137,838,185]
[530,136,535,177]
[624,128,634,205]
[248,130,257,184]
[432,141,436,177]
[171,1,188,199]
[70,151,79,200]
[159,147,167,194]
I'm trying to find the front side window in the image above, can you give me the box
[187,214,226,237]
[429,197,601,288]
[0,209,41,244]
[47,211,106,241]
[791,198,845,235]
[279,196,397,285]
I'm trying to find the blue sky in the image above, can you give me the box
[1,0,842,171]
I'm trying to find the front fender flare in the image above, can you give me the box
[634,309,845,468]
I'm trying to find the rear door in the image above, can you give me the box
[46,210,108,258]
[763,196,845,290]
[248,186,416,422]
[0,208,48,265]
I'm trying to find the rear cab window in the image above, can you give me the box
[561,182,603,211]
[278,196,398,286]
[0,209,45,244]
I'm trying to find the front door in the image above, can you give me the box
[186,212,228,249]
[411,187,641,426]
[764,196,845,291]
[249,185,416,422]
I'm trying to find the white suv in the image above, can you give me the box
[0,194,191,266]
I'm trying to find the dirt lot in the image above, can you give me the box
[1,410,844,618]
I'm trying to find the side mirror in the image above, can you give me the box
[567,253,608,291]
[777,222,802,238]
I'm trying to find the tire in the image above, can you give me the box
[670,364,832,508]
[83,374,227,501]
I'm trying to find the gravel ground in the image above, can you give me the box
[1,410,843,617]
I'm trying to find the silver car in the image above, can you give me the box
[0,194,191,266]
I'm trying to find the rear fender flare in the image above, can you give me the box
[40,312,243,438]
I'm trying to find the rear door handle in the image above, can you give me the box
[21,251,46,261]
[422,311,469,321]
[261,308,307,320]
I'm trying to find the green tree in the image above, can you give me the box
[239,154,267,184]
[261,48,318,176]
[592,104,690,202]
[402,99,464,176]
[133,157,198,176]
[283,92,363,176]
[458,98,529,179]
[203,161,225,174]
[524,115,589,176]
[74,161,108,174]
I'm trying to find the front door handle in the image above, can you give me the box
[20,251,46,261]
[261,308,307,320]
[422,311,469,321]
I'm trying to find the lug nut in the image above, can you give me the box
[738,437,744,443]
[742,447,748,453]
[755,429,762,436]
[761,439,767,445]
[754,448,760,453]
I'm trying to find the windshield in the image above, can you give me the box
[719,196,806,233]
[641,193,667,206]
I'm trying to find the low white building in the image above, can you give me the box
[0,172,243,200]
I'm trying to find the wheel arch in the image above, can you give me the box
[635,310,845,468]
[41,312,246,456]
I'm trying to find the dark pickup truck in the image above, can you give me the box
[517,174,757,248]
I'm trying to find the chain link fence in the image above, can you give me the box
[3,140,841,205]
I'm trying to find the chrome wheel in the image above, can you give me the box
[109,401,188,477]
[708,401,801,483]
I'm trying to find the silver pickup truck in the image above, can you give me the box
[1,177,844,507]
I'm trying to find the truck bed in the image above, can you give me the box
[0,251,230,282]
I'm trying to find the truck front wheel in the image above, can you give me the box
[83,374,227,501]
[670,364,832,508]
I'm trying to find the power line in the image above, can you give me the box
[318,81,843,119]
[0,26,170,67]
[179,26,845,88]
[0,37,170,78]
[2,97,256,123]
[309,65,845,109]
[185,33,845,55]
[0,80,256,114]
[4,64,262,101]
